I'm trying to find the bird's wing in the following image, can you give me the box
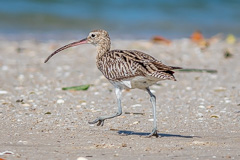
[124,50,175,70]
[97,50,177,81]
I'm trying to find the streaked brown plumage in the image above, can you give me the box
[44,29,181,137]
[97,49,178,83]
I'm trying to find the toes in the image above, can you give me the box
[88,118,100,124]
[88,120,97,124]
[154,132,159,138]
[89,118,105,126]
[97,121,101,126]
[146,130,159,138]
[97,120,104,126]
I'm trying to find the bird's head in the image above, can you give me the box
[86,29,110,45]
[44,29,110,63]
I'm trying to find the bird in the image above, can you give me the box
[44,29,182,137]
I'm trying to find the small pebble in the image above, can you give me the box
[132,121,139,125]
[57,99,64,104]
[18,74,25,81]
[122,143,127,147]
[207,105,214,109]
[17,140,28,145]
[224,99,231,103]
[22,103,31,107]
[198,105,205,109]
[214,87,226,92]
[0,91,8,95]
[94,92,99,95]
[1,65,8,71]
[197,113,203,117]
[210,115,220,118]
[77,157,88,160]
[131,104,142,107]
[76,105,81,108]
[0,151,14,155]
[16,99,24,103]
[81,102,87,106]
[192,141,206,145]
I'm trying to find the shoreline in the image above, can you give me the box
[0,30,234,41]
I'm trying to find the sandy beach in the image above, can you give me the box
[0,36,239,160]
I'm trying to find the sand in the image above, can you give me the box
[0,36,239,160]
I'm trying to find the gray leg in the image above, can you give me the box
[88,87,123,126]
[146,87,159,137]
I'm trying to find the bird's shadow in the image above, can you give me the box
[117,130,200,138]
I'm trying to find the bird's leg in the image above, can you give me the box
[88,87,123,126]
[146,87,159,138]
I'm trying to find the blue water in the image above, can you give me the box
[0,0,240,39]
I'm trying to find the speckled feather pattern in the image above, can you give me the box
[92,30,180,86]
[97,49,177,81]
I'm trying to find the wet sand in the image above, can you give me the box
[0,37,239,160]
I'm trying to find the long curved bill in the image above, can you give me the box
[44,38,88,63]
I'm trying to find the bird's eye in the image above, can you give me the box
[91,34,95,38]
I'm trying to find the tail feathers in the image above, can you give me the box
[163,70,177,81]
[170,66,182,70]
[150,70,177,81]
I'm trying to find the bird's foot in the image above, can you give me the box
[88,118,105,126]
[146,128,159,138]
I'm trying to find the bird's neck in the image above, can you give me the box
[96,40,111,59]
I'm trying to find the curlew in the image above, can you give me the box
[44,29,182,137]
